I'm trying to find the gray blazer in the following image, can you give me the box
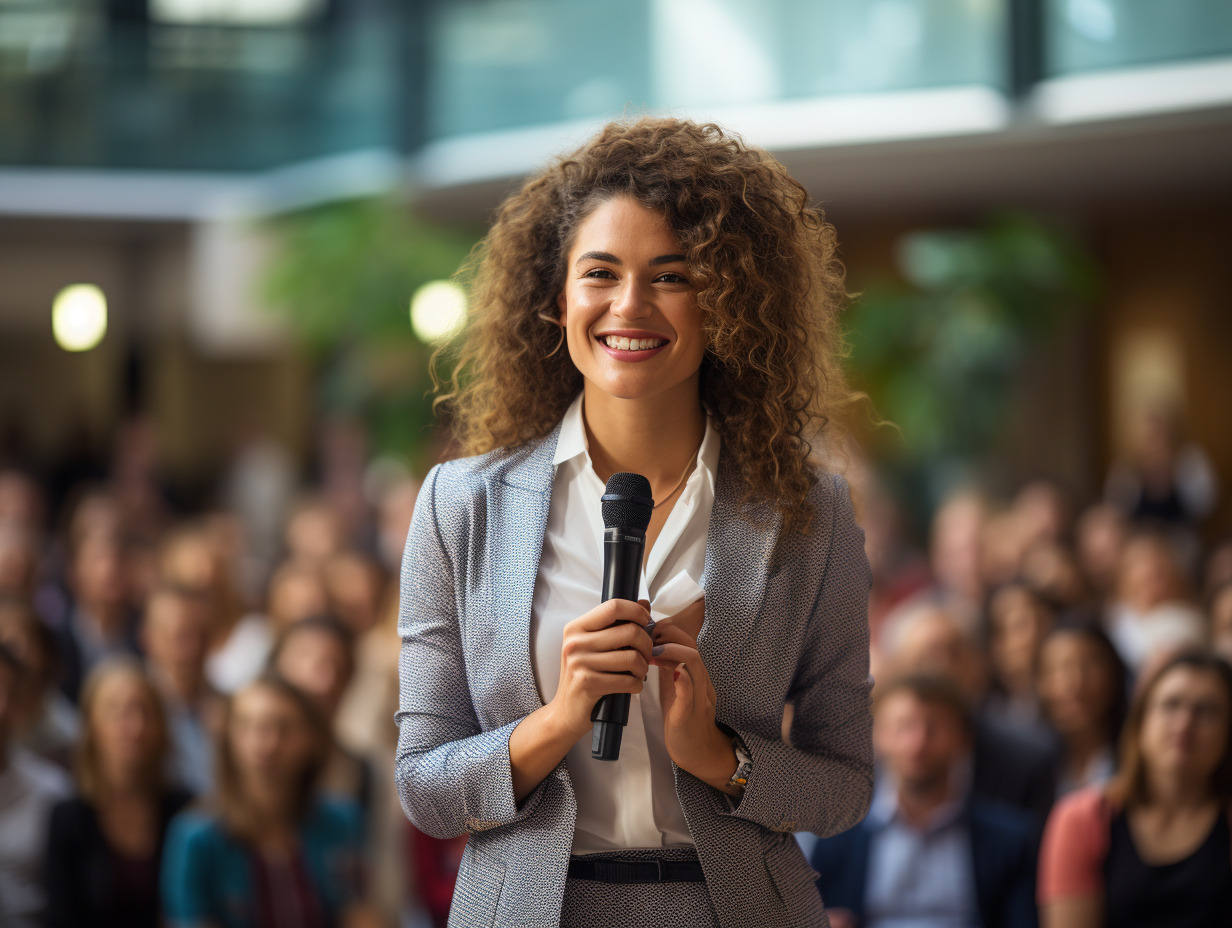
[395,422,873,928]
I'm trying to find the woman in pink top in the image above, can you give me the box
[1037,649,1232,928]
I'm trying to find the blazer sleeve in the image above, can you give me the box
[720,474,874,837]
[394,464,550,840]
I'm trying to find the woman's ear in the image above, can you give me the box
[556,289,567,323]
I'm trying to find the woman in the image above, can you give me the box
[161,674,377,928]
[1035,622,1128,794]
[1038,650,1232,927]
[44,658,192,928]
[984,579,1056,726]
[395,117,873,928]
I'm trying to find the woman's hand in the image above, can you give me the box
[547,598,655,740]
[649,601,741,796]
[511,599,653,803]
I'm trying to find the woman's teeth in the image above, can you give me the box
[601,335,666,351]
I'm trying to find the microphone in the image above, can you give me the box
[591,472,653,761]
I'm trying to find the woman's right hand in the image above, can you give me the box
[548,598,654,739]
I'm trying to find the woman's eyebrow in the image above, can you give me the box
[574,251,687,267]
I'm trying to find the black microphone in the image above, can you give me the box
[591,472,653,761]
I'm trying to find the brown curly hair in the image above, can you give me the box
[433,117,855,534]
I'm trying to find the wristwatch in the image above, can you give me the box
[726,731,753,791]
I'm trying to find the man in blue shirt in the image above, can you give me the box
[810,674,1037,928]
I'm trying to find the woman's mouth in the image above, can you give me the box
[598,335,668,351]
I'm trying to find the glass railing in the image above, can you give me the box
[1,0,1229,172]
[0,2,405,171]
[426,0,1008,140]
[1044,0,1232,75]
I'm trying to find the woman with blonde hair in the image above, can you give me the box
[44,657,191,928]
[396,116,873,927]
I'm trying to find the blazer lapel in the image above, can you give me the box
[491,425,561,719]
[698,456,782,722]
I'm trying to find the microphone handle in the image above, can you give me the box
[591,525,646,761]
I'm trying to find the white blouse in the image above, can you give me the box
[529,394,719,855]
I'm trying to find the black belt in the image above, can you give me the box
[567,856,706,883]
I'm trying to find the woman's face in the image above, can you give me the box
[228,684,317,791]
[1037,632,1117,737]
[557,195,705,409]
[274,629,350,720]
[1139,666,1230,785]
[989,586,1050,687]
[91,672,160,781]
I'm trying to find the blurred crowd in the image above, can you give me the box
[0,417,468,928]
[0,403,1229,928]
[804,409,1232,927]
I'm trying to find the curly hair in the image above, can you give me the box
[433,117,856,534]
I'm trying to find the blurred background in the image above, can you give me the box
[1,1,1231,927]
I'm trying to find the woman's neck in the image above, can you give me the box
[1144,768,1216,813]
[581,381,705,492]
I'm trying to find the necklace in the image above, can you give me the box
[652,454,697,510]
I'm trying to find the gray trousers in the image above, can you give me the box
[559,847,721,928]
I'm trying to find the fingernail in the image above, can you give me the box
[644,619,656,635]
[673,666,681,681]
[652,645,665,656]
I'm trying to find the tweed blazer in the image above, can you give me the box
[395,422,874,928]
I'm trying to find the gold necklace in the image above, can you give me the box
[652,455,697,510]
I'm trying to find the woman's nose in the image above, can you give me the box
[610,278,652,319]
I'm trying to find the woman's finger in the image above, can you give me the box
[573,622,653,662]
[568,598,650,634]
[574,648,649,678]
[649,641,713,714]
[651,625,716,702]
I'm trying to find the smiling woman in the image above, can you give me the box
[400,117,873,928]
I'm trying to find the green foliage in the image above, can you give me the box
[260,197,480,464]
[847,211,1098,474]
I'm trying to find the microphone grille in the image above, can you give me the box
[601,473,653,531]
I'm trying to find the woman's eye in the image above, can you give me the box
[584,268,616,279]
[656,272,689,284]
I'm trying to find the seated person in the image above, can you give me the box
[1035,622,1127,795]
[161,674,378,928]
[885,603,1058,832]
[141,583,221,795]
[44,659,192,928]
[811,674,1037,928]
[1038,650,1232,928]
[0,642,72,928]
[268,615,373,820]
[0,597,79,768]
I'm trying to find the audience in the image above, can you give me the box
[44,659,192,928]
[1035,622,1128,795]
[161,675,379,928]
[141,583,221,795]
[1106,530,1204,671]
[984,580,1055,727]
[58,527,138,702]
[1,396,1229,927]
[269,615,374,822]
[0,597,78,766]
[811,674,1037,928]
[883,603,1058,830]
[1038,650,1232,927]
[0,641,71,928]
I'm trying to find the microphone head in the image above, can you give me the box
[601,473,653,531]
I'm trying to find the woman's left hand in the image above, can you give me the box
[650,617,741,796]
